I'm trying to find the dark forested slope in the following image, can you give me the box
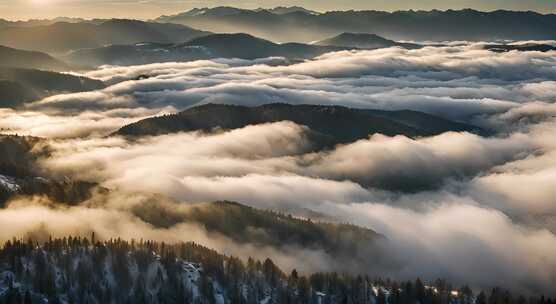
[0,237,552,304]
[0,68,104,108]
[115,103,482,145]
[0,135,97,206]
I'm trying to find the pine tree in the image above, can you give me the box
[377,289,387,304]
[477,291,488,304]
[23,292,32,304]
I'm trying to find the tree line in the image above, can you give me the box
[0,236,553,304]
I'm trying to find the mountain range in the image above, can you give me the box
[170,6,320,17]
[0,17,103,28]
[157,7,556,42]
[0,19,210,54]
[1,8,554,65]
[62,32,420,67]
[115,103,482,145]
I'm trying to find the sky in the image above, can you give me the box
[1,0,555,20]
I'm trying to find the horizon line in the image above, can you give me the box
[1,6,555,22]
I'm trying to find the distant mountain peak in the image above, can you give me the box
[256,6,320,15]
[180,7,210,17]
[315,32,420,49]
[185,6,249,17]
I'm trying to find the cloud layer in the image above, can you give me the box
[1,44,556,295]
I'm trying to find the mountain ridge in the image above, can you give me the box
[132,199,384,263]
[114,103,483,145]
[315,32,421,49]
[0,67,105,108]
[0,45,70,71]
[157,7,556,42]
[256,6,320,15]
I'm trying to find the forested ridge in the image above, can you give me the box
[0,237,553,304]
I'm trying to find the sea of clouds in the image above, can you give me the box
[1,43,555,295]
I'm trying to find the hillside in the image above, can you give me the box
[133,200,383,265]
[0,46,70,71]
[315,33,421,49]
[0,19,211,54]
[0,81,36,108]
[0,67,105,107]
[115,103,482,144]
[0,135,97,206]
[157,8,556,42]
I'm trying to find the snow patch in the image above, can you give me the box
[0,174,20,192]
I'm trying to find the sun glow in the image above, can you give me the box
[29,0,50,6]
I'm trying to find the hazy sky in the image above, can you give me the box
[1,0,555,20]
